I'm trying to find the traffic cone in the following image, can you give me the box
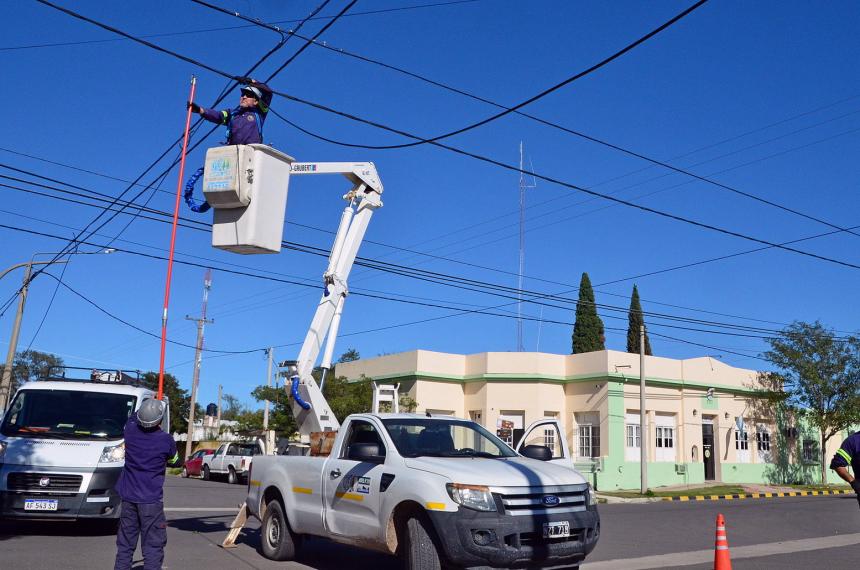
[713,513,732,570]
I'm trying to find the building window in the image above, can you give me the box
[802,439,819,464]
[756,426,772,464]
[735,425,750,463]
[577,424,600,458]
[544,427,556,450]
[625,412,641,462]
[626,424,641,448]
[654,414,676,462]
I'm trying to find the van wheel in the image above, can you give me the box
[228,466,238,485]
[403,515,441,570]
[181,467,188,478]
[261,500,299,561]
[202,465,210,481]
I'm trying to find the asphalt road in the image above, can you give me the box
[0,475,857,569]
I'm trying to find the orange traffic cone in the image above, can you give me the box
[714,513,732,570]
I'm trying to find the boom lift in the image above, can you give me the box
[201,145,383,441]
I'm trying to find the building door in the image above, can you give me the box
[702,423,715,481]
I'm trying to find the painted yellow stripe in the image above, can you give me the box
[811,491,818,496]
[695,495,706,501]
[777,492,785,497]
[678,496,689,502]
[249,480,262,487]
[292,486,312,495]
[335,492,364,502]
[425,502,447,510]
[764,492,772,497]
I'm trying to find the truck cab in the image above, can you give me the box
[205,440,263,484]
[0,369,168,521]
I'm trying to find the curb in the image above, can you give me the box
[662,489,855,502]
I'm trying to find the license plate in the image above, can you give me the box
[24,499,58,511]
[543,521,570,539]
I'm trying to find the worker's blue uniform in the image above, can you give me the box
[200,84,273,146]
[830,430,860,508]
[114,416,178,570]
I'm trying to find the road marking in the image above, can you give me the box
[164,507,239,512]
[583,533,860,569]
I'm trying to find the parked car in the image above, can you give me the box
[203,441,263,484]
[181,449,215,478]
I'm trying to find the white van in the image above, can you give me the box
[0,368,169,522]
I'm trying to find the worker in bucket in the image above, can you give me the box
[830,429,860,510]
[114,398,179,570]
[189,79,273,145]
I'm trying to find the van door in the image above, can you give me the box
[322,419,387,542]
[516,419,571,468]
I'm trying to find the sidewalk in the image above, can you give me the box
[595,481,854,504]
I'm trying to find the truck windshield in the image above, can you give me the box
[0,389,137,440]
[382,418,518,458]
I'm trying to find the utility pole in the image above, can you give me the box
[0,260,71,411]
[183,270,213,461]
[640,324,648,494]
[263,347,274,454]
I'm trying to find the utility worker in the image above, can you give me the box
[189,79,273,145]
[114,398,179,570]
[830,429,860,509]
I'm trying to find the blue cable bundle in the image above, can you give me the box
[183,167,211,213]
[291,376,311,410]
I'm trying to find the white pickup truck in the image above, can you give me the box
[203,441,263,484]
[246,414,600,569]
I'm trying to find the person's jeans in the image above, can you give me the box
[114,500,167,570]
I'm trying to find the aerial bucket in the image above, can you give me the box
[202,144,294,254]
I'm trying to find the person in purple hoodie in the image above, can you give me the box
[114,398,179,570]
[189,80,273,146]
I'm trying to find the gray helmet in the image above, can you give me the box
[137,398,165,428]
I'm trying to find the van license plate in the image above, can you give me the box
[543,521,570,538]
[24,499,58,511]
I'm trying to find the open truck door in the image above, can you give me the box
[515,418,573,469]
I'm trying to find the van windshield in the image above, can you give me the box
[382,418,518,458]
[0,389,137,440]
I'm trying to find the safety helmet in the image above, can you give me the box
[137,398,165,428]
[240,85,262,100]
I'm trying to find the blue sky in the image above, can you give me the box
[2,0,859,409]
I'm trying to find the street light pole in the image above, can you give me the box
[640,324,648,494]
[263,347,273,454]
[0,260,66,411]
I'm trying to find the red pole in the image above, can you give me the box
[157,75,197,400]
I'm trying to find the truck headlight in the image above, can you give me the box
[0,440,7,461]
[446,483,497,512]
[586,483,598,507]
[99,442,125,463]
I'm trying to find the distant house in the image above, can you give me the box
[337,349,851,490]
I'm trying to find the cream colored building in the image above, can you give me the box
[337,349,850,490]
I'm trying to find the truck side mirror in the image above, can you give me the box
[347,442,384,464]
[520,444,552,461]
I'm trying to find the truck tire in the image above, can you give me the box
[404,516,441,570]
[261,500,298,561]
[202,465,210,481]
[228,466,238,485]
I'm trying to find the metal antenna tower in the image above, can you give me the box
[517,142,536,351]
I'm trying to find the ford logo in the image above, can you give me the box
[542,495,560,506]
[39,477,50,487]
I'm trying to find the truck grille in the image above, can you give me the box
[496,487,587,516]
[7,472,83,491]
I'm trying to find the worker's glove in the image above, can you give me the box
[187,101,201,114]
[852,479,860,495]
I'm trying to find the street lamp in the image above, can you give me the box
[0,249,117,410]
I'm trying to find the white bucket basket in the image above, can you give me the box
[202,144,295,254]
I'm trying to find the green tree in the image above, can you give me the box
[250,385,298,436]
[220,393,244,421]
[626,285,652,355]
[762,321,860,484]
[141,372,190,436]
[571,272,605,354]
[0,350,64,394]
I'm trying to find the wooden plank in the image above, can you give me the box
[221,503,248,549]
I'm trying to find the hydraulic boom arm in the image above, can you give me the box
[284,162,383,439]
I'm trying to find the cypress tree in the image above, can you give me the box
[626,284,652,355]
[572,272,606,353]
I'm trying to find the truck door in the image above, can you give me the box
[515,418,572,468]
[212,444,227,471]
[323,419,388,541]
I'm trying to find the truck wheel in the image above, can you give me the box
[181,466,189,478]
[403,516,441,570]
[228,466,238,485]
[261,500,298,561]
[202,465,210,481]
